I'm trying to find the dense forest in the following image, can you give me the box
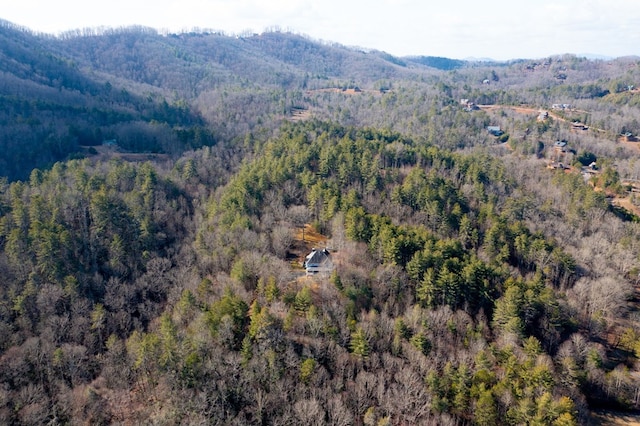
[2,18,640,424]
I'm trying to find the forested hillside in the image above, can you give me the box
[0,19,425,181]
[1,18,640,425]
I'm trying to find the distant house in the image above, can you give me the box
[572,121,588,130]
[487,126,504,136]
[537,111,549,121]
[460,99,479,111]
[551,103,572,111]
[102,139,118,147]
[581,162,598,180]
[554,140,568,152]
[623,132,637,142]
[304,248,333,275]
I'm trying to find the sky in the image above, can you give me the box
[3,0,640,60]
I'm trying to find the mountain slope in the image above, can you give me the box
[0,22,430,180]
[54,29,418,93]
[0,22,212,180]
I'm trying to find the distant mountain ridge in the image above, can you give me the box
[405,55,466,70]
[0,18,630,181]
[0,19,461,180]
[52,28,428,91]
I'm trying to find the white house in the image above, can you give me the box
[487,126,504,136]
[304,248,333,275]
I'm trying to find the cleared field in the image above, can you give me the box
[81,145,170,163]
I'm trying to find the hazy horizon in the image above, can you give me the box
[3,0,640,61]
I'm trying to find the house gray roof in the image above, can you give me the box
[487,126,504,136]
[305,248,330,265]
[304,248,333,274]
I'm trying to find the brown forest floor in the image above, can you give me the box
[290,224,329,266]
